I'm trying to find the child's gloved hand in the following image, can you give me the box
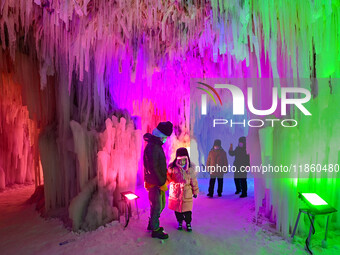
[193,194,197,198]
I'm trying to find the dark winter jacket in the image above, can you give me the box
[206,148,228,178]
[143,133,167,186]
[229,147,250,178]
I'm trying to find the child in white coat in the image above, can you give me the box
[167,147,199,231]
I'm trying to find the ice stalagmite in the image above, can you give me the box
[70,120,97,191]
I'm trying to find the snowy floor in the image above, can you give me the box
[1,179,339,255]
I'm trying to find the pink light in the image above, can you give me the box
[124,193,138,200]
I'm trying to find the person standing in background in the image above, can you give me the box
[229,136,250,198]
[143,121,173,239]
[206,139,228,198]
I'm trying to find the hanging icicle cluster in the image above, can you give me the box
[0,0,209,89]
[1,0,340,89]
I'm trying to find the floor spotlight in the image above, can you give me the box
[119,191,140,228]
[291,192,337,255]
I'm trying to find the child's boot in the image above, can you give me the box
[177,221,183,230]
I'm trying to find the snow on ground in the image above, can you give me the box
[1,179,339,255]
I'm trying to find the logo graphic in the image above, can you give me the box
[199,84,312,116]
[196,82,223,115]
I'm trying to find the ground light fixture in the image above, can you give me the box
[301,193,328,206]
[123,192,139,200]
[120,191,140,228]
[291,192,337,255]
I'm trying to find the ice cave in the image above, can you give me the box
[0,1,339,254]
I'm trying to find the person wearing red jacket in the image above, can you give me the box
[206,139,228,197]
[167,148,199,232]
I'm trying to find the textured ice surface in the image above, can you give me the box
[1,0,340,90]
[256,85,340,237]
[68,114,141,231]
[68,177,97,231]
[0,73,36,188]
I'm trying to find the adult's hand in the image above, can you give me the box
[159,184,168,192]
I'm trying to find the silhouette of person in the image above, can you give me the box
[206,139,228,197]
[229,136,250,198]
[144,121,173,239]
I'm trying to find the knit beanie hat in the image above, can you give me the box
[153,121,173,137]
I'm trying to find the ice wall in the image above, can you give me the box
[68,113,142,231]
[0,73,37,187]
[97,114,142,195]
[0,49,56,189]
[256,82,340,237]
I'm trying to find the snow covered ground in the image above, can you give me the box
[1,179,339,255]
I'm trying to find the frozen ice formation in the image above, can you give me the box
[0,166,5,190]
[68,114,141,231]
[1,0,339,91]
[0,73,37,189]
[0,0,339,235]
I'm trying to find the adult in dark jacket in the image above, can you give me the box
[229,136,250,198]
[143,121,173,239]
[206,139,228,197]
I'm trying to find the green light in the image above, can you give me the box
[301,193,328,206]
